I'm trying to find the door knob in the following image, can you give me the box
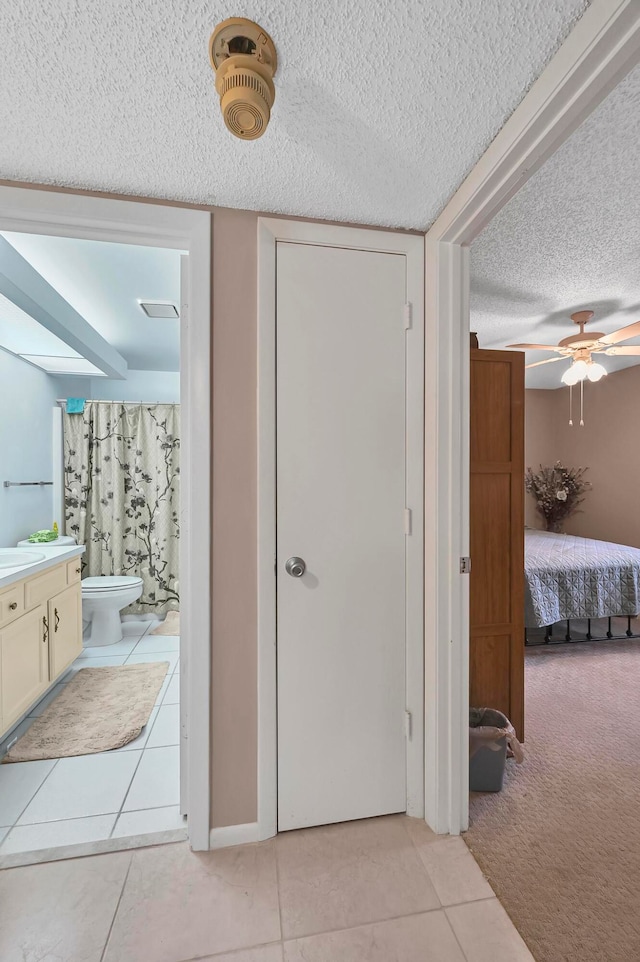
[285,557,306,578]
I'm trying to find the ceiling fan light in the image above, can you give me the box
[571,359,589,380]
[561,364,580,386]
[586,361,607,382]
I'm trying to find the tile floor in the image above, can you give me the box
[0,814,535,962]
[0,618,185,860]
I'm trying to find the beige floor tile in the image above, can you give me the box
[283,910,466,961]
[276,815,440,940]
[0,850,131,962]
[446,898,535,962]
[403,814,440,846]
[103,841,281,962]
[412,834,495,906]
[196,945,283,961]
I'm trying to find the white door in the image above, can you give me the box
[276,241,409,831]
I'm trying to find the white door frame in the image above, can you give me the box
[425,0,640,834]
[0,185,212,850]
[257,218,425,840]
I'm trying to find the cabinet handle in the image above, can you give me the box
[9,602,17,611]
[75,567,81,574]
[54,607,60,633]
[42,615,49,643]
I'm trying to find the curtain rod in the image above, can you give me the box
[56,399,178,405]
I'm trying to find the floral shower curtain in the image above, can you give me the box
[64,402,180,614]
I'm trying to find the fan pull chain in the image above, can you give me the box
[569,384,573,426]
[580,378,585,427]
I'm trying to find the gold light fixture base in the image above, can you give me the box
[209,18,277,141]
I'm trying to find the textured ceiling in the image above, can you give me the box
[0,1,589,229]
[2,233,181,371]
[471,63,640,389]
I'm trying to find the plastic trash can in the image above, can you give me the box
[469,708,511,792]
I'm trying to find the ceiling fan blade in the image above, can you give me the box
[603,346,640,356]
[507,343,563,351]
[526,356,566,369]
[598,320,640,346]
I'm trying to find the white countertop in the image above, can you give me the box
[0,545,85,590]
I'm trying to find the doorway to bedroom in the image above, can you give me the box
[463,61,640,962]
[0,190,211,864]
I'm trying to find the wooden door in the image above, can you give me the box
[470,348,525,739]
[276,241,409,831]
[0,605,49,734]
[48,583,82,679]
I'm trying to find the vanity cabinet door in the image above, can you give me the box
[0,604,49,735]
[48,583,82,679]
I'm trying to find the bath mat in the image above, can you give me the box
[3,662,169,763]
[150,610,180,636]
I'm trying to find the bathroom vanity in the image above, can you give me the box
[0,546,85,740]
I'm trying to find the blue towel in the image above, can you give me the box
[66,398,85,414]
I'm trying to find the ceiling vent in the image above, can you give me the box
[138,301,179,319]
[209,18,278,141]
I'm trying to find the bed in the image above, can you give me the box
[525,529,640,633]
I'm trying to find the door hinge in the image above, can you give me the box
[404,508,412,535]
[403,302,412,331]
[460,556,472,574]
[405,710,412,739]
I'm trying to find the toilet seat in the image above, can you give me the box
[82,575,144,593]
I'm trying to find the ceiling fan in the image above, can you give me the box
[508,310,640,385]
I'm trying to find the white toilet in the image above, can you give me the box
[82,575,144,646]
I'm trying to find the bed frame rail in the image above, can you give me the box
[526,616,640,646]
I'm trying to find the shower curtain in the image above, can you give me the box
[64,402,180,614]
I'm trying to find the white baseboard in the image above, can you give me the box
[209,822,261,849]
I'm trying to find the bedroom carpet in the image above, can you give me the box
[466,637,640,962]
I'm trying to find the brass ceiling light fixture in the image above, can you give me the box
[209,18,278,141]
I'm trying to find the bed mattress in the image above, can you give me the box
[525,529,640,628]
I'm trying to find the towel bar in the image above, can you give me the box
[3,481,54,488]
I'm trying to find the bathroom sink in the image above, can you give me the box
[0,549,46,569]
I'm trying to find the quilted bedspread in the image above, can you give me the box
[525,529,640,628]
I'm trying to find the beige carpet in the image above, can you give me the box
[3,662,169,763]
[466,639,640,962]
[150,610,180,635]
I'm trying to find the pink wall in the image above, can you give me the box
[524,389,558,529]
[525,364,640,547]
[211,209,258,827]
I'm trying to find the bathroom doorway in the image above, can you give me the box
[0,188,211,863]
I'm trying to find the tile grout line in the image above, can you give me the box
[173,938,284,962]
[273,834,286,945]
[108,745,155,839]
[278,896,500,947]
[397,815,447,909]
[443,899,504,962]
[99,849,135,962]
[3,757,62,840]
[1,796,187,857]
[109,668,179,839]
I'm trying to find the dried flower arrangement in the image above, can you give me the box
[525,461,591,533]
